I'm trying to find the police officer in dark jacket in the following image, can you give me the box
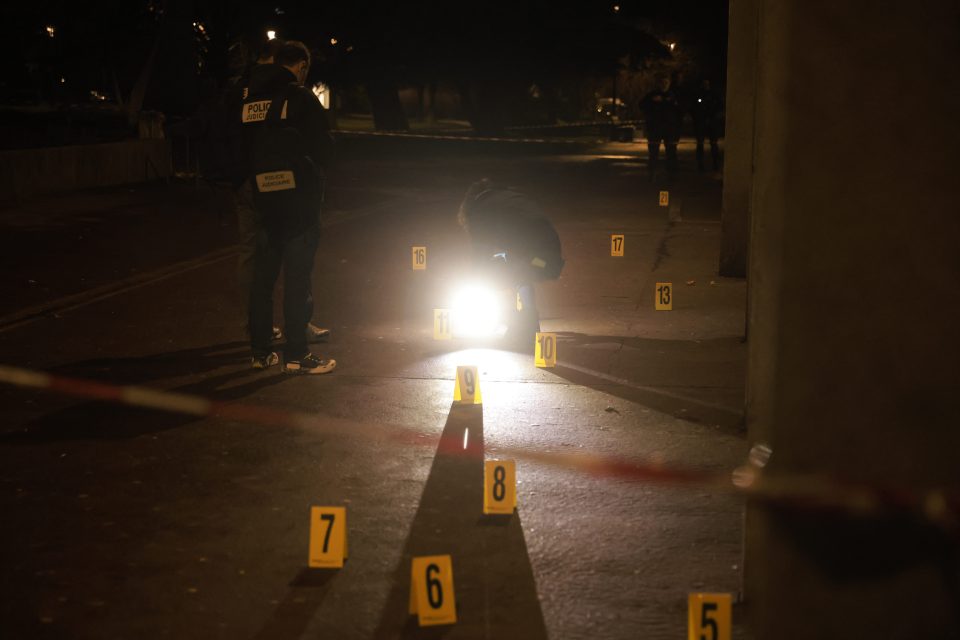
[640,75,682,180]
[243,41,336,374]
[458,179,564,348]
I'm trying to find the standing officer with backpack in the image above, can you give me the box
[242,41,336,374]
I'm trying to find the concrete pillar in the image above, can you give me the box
[744,2,960,638]
[718,0,759,278]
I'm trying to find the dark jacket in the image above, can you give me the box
[242,65,333,235]
[691,87,722,137]
[640,89,682,141]
[244,64,333,169]
[460,184,564,284]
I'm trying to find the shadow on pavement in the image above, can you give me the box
[1,342,293,442]
[251,568,339,640]
[374,402,548,639]
[552,331,745,433]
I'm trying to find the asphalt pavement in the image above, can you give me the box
[0,137,748,639]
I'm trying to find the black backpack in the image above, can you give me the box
[243,85,323,231]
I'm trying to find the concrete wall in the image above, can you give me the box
[0,139,172,201]
[744,2,960,637]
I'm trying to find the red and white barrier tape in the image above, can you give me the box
[0,363,956,529]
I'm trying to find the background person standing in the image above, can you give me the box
[639,75,682,181]
[691,78,722,172]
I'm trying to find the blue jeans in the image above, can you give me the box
[249,222,319,359]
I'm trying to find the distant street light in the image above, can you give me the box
[330,37,338,45]
[45,25,56,38]
[668,42,676,52]
[266,29,277,41]
[612,4,620,12]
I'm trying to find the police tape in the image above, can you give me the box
[0,363,956,529]
[335,130,587,144]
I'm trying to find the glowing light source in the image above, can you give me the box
[668,42,676,52]
[46,25,56,38]
[330,37,338,45]
[450,281,504,338]
[266,30,277,40]
[612,4,620,12]
[312,83,331,109]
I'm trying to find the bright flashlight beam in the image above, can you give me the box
[449,282,504,338]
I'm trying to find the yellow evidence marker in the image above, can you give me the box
[433,309,451,340]
[688,593,732,640]
[611,234,625,257]
[483,460,517,515]
[308,506,348,568]
[655,282,673,311]
[659,190,670,207]
[409,555,457,626]
[412,246,426,270]
[453,365,482,405]
[535,332,557,368]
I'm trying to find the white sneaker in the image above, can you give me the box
[251,352,280,369]
[306,323,330,342]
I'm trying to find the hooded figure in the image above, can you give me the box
[458,179,564,346]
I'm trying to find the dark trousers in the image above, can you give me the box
[234,181,258,322]
[696,134,721,171]
[647,137,678,177]
[249,222,319,359]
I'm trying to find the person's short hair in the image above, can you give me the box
[275,41,311,68]
[257,38,284,63]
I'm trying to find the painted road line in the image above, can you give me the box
[0,247,239,334]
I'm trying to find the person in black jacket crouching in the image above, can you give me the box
[457,179,564,350]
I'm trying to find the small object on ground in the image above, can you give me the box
[686,279,696,286]
[271,326,283,340]
[604,406,620,414]
[710,280,718,286]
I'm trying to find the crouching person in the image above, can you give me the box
[457,179,564,350]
